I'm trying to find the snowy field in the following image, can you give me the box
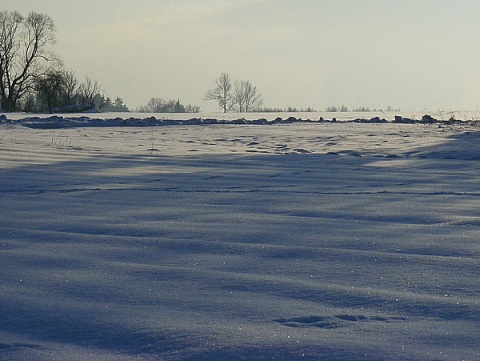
[1,113,480,360]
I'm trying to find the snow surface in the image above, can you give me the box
[1,113,479,360]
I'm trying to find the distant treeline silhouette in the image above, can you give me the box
[257,106,317,113]
[136,98,200,113]
[325,105,400,112]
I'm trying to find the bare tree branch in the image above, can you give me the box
[204,72,232,113]
[78,77,102,105]
[242,80,263,112]
[233,80,263,112]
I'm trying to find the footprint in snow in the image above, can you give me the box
[0,343,43,350]
[274,314,408,329]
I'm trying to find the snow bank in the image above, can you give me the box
[2,112,480,129]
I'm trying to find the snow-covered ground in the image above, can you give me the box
[1,114,479,360]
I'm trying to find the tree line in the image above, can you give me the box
[324,105,400,112]
[0,11,200,113]
[257,106,317,113]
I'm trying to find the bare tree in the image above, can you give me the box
[34,70,64,113]
[233,80,246,112]
[137,97,198,113]
[204,72,232,113]
[0,11,57,111]
[137,97,163,112]
[77,77,102,105]
[243,80,263,112]
[60,70,79,105]
[233,80,263,112]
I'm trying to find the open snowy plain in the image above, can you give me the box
[1,113,479,360]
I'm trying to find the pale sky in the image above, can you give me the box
[5,0,480,112]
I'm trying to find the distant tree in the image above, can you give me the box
[21,69,105,112]
[233,80,263,112]
[233,80,246,112]
[77,77,102,105]
[243,80,263,112]
[385,105,400,112]
[185,104,201,113]
[204,72,232,113]
[60,70,79,106]
[257,106,316,113]
[137,97,162,112]
[112,97,129,112]
[35,68,79,111]
[20,92,37,112]
[0,11,57,111]
[325,105,348,112]
[173,99,185,113]
[92,94,129,112]
[34,70,65,113]
[205,73,265,113]
[137,97,199,113]
[352,106,371,112]
[93,93,108,110]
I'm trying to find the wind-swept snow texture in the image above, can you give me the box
[1,117,479,360]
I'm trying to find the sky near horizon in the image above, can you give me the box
[4,0,480,112]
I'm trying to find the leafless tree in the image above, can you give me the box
[60,70,79,105]
[137,97,198,113]
[233,80,263,112]
[0,11,57,111]
[77,77,102,105]
[137,97,163,112]
[34,70,65,113]
[204,72,232,113]
[233,80,246,112]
